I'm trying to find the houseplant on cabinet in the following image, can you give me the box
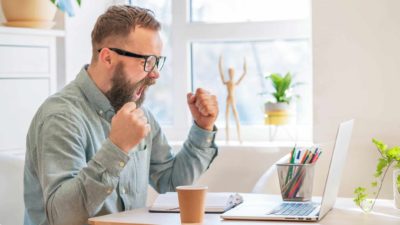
[51,0,81,16]
[353,138,400,212]
[262,72,301,125]
[0,0,80,28]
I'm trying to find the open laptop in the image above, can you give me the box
[221,120,354,222]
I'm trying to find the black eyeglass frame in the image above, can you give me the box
[97,47,166,72]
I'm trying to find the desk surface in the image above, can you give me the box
[89,194,400,225]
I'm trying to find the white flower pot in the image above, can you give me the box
[264,102,293,125]
[394,169,400,209]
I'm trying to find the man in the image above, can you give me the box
[24,5,219,225]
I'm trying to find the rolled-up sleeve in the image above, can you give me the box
[148,110,218,194]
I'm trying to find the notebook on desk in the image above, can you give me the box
[149,192,243,213]
[221,120,354,222]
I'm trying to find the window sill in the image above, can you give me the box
[169,140,314,150]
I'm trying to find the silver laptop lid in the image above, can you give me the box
[318,120,354,219]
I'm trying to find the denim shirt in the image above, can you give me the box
[23,66,218,225]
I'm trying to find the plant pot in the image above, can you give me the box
[394,169,400,209]
[1,0,57,29]
[264,102,292,125]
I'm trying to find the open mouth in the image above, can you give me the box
[134,84,146,101]
[133,78,156,102]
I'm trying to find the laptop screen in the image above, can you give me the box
[318,120,354,219]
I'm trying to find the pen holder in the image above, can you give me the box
[276,163,315,202]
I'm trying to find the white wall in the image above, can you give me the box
[147,145,334,205]
[313,0,400,198]
[195,145,288,193]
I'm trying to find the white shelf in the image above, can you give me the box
[0,26,65,37]
[0,28,59,151]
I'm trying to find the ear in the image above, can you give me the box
[98,48,115,69]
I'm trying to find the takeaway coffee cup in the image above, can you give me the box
[176,185,208,224]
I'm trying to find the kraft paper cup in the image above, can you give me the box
[176,185,208,224]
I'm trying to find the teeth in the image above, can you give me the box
[134,85,145,101]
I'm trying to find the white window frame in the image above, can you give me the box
[163,0,312,143]
[124,0,312,143]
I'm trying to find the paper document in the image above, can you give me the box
[149,192,243,213]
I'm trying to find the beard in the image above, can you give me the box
[105,62,155,112]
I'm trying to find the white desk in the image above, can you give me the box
[89,194,400,225]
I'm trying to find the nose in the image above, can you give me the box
[148,67,160,79]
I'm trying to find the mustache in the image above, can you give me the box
[142,76,156,86]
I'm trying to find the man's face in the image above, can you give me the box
[105,62,155,112]
[105,27,162,112]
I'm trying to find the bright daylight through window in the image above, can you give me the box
[131,0,312,143]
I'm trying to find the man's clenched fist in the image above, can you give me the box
[109,102,150,153]
[187,88,219,131]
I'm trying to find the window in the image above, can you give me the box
[192,40,312,126]
[191,0,310,23]
[130,0,173,125]
[130,0,312,142]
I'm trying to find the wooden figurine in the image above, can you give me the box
[218,55,247,143]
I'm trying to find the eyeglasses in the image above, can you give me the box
[98,48,166,72]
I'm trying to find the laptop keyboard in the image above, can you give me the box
[269,202,317,216]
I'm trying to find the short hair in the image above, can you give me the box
[91,5,161,62]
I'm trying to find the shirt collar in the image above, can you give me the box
[76,65,115,120]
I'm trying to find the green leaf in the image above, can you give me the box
[77,0,82,6]
[265,72,297,103]
[397,174,400,192]
[280,73,292,95]
[374,158,388,177]
[387,146,400,161]
[353,187,367,207]
[372,138,387,154]
[50,0,56,4]
[354,139,400,212]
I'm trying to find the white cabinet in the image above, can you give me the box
[0,27,64,151]
[0,45,50,75]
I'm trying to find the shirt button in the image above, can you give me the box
[98,110,104,116]
[121,188,126,194]
[107,188,112,194]
[207,138,212,143]
[119,161,125,167]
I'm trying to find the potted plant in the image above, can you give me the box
[0,0,80,28]
[353,138,400,212]
[262,72,301,125]
[51,0,81,16]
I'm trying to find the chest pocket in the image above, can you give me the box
[131,141,150,194]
